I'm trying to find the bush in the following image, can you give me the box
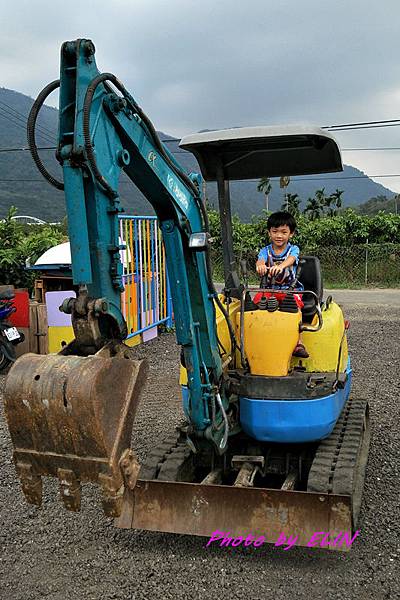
[208,207,400,286]
[0,207,64,290]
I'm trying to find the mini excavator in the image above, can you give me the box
[4,39,370,550]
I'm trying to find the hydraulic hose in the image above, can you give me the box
[28,72,240,369]
[27,80,64,190]
[215,392,229,450]
[83,73,241,358]
[83,73,201,201]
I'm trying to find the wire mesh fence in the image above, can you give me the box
[210,243,400,287]
[310,243,400,286]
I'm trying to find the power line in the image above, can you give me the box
[161,119,400,140]
[0,108,54,145]
[2,119,400,154]
[2,115,400,167]
[0,145,189,155]
[0,108,32,134]
[327,123,400,131]
[0,99,57,139]
[323,118,400,129]
[2,173,400,184]
[0,106,55,144]
[0,146,56,153]
[2,96,400,146]
[289,174,400,182]
[4,144,400,155]
[342,147,400,151]
[5,144,400,154]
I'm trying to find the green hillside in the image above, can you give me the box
[356,195,399,215]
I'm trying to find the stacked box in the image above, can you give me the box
[45,291,76,353]
[8,290,30,328]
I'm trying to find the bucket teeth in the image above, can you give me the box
[99,473,124,518]
[16,461,42,507]
[58,468,81,512]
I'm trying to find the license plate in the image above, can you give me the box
[4,327,20,341]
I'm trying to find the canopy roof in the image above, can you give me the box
[180,125,342,181]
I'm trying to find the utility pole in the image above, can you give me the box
[280,176,290,211]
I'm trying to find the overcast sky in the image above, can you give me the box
[2,0,400,193]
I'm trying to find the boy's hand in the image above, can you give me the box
[269,264,284,276]
[256,260,267,276]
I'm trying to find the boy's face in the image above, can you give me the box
[268,225,294,250]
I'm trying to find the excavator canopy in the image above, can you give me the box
[180,125,343,181]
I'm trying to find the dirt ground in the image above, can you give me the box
[0,295,399,600]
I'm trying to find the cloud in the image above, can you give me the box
[1,0,400,191]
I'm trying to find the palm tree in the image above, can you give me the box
[323,195,334,217]
[328,189,344,216]
[314,188,328,215]
[304,197,322,220]
[257,177,272,212]
[281,193,301,217]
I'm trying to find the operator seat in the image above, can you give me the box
[297,256,323,323]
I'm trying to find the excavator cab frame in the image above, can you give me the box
[180,125,342,295]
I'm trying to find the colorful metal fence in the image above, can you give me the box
[119,216,172,340]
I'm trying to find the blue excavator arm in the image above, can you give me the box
[4,37,239,517]
[55,39,229,450]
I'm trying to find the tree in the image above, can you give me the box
[358,195,391,215]
[326,189,344,216]
[0,207,64,289]
[257,177,272,212]
[303,187,342,218]
[304,197,323,220]
[281,193,301,217]
[314,188,328,215]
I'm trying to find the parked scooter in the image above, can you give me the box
[0,290,24,372]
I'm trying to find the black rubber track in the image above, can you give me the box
[307,397,370,526]
[138,432,182,480]
[139,429,196,482]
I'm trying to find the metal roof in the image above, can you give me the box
[180,125,342,181]
[34,242,71,266]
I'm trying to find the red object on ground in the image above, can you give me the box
[8,290,30,328]
[253,291,304,310]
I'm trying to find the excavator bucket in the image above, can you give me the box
[4,346,148,517]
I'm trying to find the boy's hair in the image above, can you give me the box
[267,211,297,233]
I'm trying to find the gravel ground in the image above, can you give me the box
[1,302,399,600]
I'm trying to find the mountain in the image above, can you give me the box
[0,86,396,222]
[0,86,154,222]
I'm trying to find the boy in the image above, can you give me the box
[255,211,309,358]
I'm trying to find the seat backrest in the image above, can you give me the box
[298,256,323,300]
[297,256,323,322]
